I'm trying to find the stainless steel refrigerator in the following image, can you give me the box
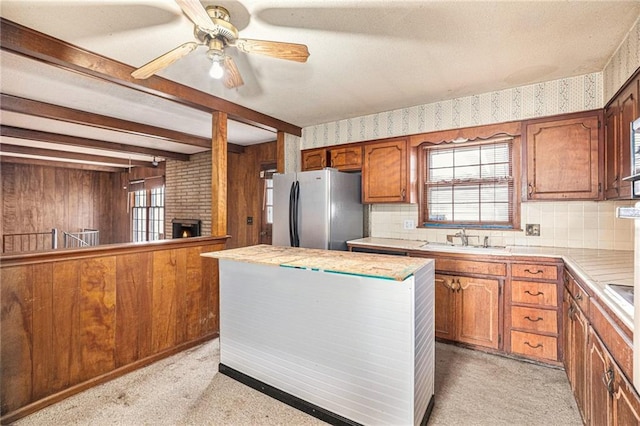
[273,168,363,250]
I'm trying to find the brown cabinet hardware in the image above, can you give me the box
[524,341,544,349]
[575,292,583,301]
[524,316,544,322]
[524,268,543,275]
[602,367,614,396]
[568,304,576,319]
[527,183,534,197]
[524,289,544,297]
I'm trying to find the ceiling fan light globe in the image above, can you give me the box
[209,60,224,79]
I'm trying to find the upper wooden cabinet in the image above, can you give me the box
[523,110,603,200]
[605,73,639,199]
[301,147,327,171]
[604,104,621,199]
[362,137,416,203]
[301,145,363,172]
[329,146,362,171]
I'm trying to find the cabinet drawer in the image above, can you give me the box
[511,281,558,307]
[435,258,506,276]
[512,263,558,281]
[511,331,558,362]
[511,306,558,334]
[565,275,590,314]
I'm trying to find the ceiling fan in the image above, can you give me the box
[131,0,310,88]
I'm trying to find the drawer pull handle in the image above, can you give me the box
[575,293,583,301]
[524,341,543,349]
[524,290,544,297]
[524,268,544,275]
[524,316,544,322]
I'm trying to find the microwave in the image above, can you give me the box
[624,117,640,198]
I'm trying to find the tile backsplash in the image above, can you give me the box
[369,200,636,251]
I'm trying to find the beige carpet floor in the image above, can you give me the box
[14,339,581,425]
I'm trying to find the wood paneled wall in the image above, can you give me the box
[0,237,225,423]
[227,141,276,248]
[0,162,129,245]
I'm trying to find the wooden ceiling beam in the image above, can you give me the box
[0,144,151,167]
[0,18,302,137]
[0,155,125,173]
[1,94,212,149]
[0,125,191,161]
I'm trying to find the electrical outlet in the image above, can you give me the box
[403,220,415,230]
[525,224,540,236]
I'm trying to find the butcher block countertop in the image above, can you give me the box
[202,244,432,281]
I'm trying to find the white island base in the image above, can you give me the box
[206,246,435,426]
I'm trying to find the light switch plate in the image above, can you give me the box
[403,220,415,230]
[526,223,540,236]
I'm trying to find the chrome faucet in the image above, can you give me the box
[455,228,469,246]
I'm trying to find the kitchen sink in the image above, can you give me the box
[419,242,509,255]
[605,284,634,316]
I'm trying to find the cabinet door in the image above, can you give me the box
[362,139,408,203]
[604,104,620,199]
[301,148,326,171]
[612,365,640,425]
[434,274,456,341]
[525,111,601,200]
[456,276,500,349]
[571,302,589,422]
[563,288,573,374]
[618,79,639,198]
[330,146,362,171]
[589,328,612,425]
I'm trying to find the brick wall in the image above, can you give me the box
[165,151,212,237]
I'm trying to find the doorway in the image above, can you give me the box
[259,163,277,245]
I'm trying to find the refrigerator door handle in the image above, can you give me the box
[293,180,300,247]
[288,181,295,246]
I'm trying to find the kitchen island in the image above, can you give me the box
[202,245,435,426]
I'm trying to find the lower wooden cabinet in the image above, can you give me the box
[435,274,500,350]
[589,328,613,425]
[565,290,589,421]
[563,269,640,425]
[507,261,562,363]
[588,328,640,425]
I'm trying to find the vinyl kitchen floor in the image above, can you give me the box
[14,339,581,425]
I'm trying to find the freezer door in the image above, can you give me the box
[272,173,297,247]
[328,171,363,250]
[296,170,331,249]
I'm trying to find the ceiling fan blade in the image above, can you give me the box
[131,42,198,79]
[232,39,310,63]
[174,0,215,31]
[223,56,244,89]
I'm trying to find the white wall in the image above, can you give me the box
[293,16,640,251]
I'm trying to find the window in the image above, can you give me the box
[422,138,518,228]
[131,186,165,242]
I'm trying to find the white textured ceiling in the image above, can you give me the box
[1,0,639,167]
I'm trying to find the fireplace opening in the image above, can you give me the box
[172,219,202,238]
